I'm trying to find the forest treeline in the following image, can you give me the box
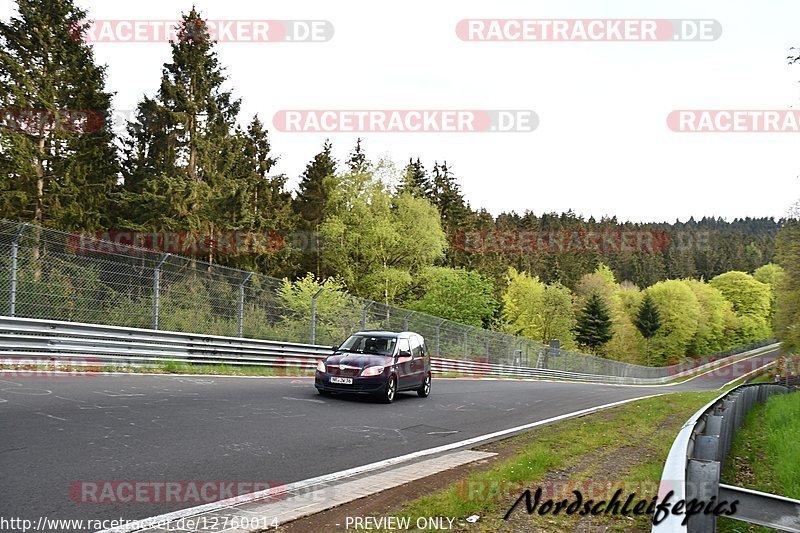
[2,2,798,364]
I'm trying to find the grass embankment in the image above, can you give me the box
[123,361,315,376]
[718,391,800,533]
[379,390,725,532]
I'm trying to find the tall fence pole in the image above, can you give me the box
[463,326,475,360]
[8,223,27,317]
[403,311,415,331]
[361,301,374,330]
[152,253,170,330]
[435,319,446,357]
[237,272,253,338]
[310,288,324,344]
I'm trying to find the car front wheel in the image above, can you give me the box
[381,375,397,403]
[417,373,431,398]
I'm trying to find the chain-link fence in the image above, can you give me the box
[0,220,776,379]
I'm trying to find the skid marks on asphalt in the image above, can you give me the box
[330,425,409,447]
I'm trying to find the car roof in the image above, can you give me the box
[351,331,420,338]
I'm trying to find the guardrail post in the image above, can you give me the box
[152,253,170,330]
[687,459,720,531]
[310,288,324,345]
[361,301,374,330]
[8,223,27,317]
[463,326,474,361]
[721,398,736,460]
[705,415,723,459]
[237,272,253,337]
[694,435,720,461]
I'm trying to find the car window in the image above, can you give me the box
[397,338,410,355]
[339,335,397,356]
[410,335,422,357]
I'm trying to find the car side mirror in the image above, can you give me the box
[331,346,339,351]
[398,350,411,358]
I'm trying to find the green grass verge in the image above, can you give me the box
[382,390,725,532]
[718,391,800,533]
[115,361,314,377]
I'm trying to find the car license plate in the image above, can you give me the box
[330,377,353,385]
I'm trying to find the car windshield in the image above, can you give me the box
[338,335,397,356]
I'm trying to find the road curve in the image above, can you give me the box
[0,349,780,529]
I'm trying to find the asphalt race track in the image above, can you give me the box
[0,349,780,529]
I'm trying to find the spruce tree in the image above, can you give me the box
[574,293,613,354]
[119,8,251,268]
[398,158,433,199]
[634,293,662,365]
[294,140,337,277]
[0,0,119,230]
[236,116,297,276]
[430,161,473,266]
[346,138,369,173]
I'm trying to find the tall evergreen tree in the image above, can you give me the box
[398,158,433,199]
[0,0,118,230]
[574,293,613,353]
[210,116,297,275]
[294,140,337,277]
[430,161,473,266]
[119,8,241,264]
[634,293,662,364]
[346,138,369,173]
[431,161,470,233]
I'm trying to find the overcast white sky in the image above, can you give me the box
[3,0,800,223]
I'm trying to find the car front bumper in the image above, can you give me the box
[315,371,387,394]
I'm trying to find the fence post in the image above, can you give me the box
[463,326,474,360]
[310,288,324,345]
[8,223,27,317]
[152,253,170,330]
[237,272,253,337]
[361,301,374,330]
[435,319,446,357]
[403,311,415,331]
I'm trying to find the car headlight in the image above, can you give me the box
[361,366,384,377]
[316,360,326,372]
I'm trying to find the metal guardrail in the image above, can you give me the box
[0,316,781,385]
[653,383,800,533]
[0,316,333,371]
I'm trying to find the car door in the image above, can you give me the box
[408,335,425,387]
[395,337,413,389]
